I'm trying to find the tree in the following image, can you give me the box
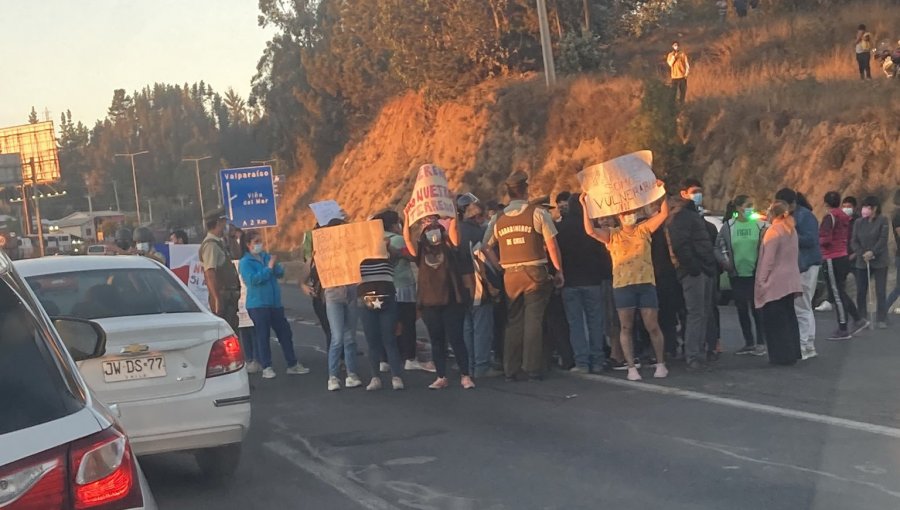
[223,88,247,125]
[28,106,38,124]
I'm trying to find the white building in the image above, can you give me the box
[51,211,126,241]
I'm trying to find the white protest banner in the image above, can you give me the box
[309,200,343,226]
[168,244,252,328]
[311,220,389,289]
[404,164,456,226]
[578,150,665,218]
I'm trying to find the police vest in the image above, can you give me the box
[200,237,241,291]
[494,205,546,265]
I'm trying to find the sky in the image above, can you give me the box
[0,0,275,128]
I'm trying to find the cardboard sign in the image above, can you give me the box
[404,164,456,225]
[311,220,388,289]
[578,150,665,218]
[309,200,344,227]
[168,244,252,328]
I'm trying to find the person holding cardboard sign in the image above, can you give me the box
[403,212,475,390]
[579,184,670,382]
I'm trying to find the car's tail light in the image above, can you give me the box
[69,426,142,509]
[206,334,244,378]
[0,446,68,509]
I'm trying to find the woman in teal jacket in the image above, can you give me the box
[239,231,310,379]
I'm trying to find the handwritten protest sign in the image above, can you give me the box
[578,150,665,218]
[309,200,343,226]
[311,220,389,289]
[168,244,252,328]
[404,164,456,225]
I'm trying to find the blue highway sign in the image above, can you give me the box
[219,166,278,228]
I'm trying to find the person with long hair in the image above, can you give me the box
[715,195,767,355]
[358,254,406,391]
[580,186,669,381]
[238,231,310,379]
[403,213,475,390]
[851,195,891,328]
[755,201,803,365]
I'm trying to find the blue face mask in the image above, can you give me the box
[691,192,703,207]
[251,244,264,255]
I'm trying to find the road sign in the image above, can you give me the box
[219,166,278,229]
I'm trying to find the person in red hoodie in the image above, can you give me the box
[819,191,868,340]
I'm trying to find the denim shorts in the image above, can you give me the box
[613,283,659,310]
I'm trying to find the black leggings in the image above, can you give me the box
[395,302,418,361]
[731,276,764,346]
[421,304,469,377]
[857,52,872,79]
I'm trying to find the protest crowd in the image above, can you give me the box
[194,157,900,392]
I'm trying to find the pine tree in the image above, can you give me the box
[28,106,38,124]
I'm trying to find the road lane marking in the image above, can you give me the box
[264,440,402,510]
[573,372,900,440]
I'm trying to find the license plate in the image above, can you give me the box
[102,356,167,383]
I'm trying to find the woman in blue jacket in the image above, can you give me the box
[239,231,310,379]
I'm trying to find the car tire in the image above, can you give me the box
[195,443,241,480]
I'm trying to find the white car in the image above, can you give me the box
[0,251,156,509]
[14,255,251,479]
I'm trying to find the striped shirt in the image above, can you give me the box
[358,259,395,296]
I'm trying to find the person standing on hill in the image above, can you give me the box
[667,41,690,104]
[483,171,565,381]
[774,188,823,360]
[819,191,867,341]
[855,24,874,80]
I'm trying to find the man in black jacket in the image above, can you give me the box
[666,178,719,370]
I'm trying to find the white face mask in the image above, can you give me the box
[136,243,150,253]
[842,207,854,216]
[621,213,638,227]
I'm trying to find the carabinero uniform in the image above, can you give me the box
[199,232,242,333]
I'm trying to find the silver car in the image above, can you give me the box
[0,251,156,509]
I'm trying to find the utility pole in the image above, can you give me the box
[29,159,45,258]
[147,200,153,223]
[112,180,121,211]
[183,156,212,224]
[251,159,279,246]
[115,151,149,225]
[536,0,557,88]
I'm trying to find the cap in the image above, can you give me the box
[204,208,229,224]
[530,195,554,209]
[505,171,529,187]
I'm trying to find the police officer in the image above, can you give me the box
[133,227,165,263]
[483,171,564,381]
[199,210,241,332]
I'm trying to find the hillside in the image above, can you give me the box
[277,1,899,248]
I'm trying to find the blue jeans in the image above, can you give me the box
[562,286,606,369]
[360,297,404,377]
[887,256,900,312]
[238,327,255,362]
[247,307,297,369]
[326,299,359,377]
[463,303,494,376]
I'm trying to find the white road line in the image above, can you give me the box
[573,372,900,440]
[264,440,403,510]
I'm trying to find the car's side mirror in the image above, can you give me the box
[52,317,107,362]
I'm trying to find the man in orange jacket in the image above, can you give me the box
[666,41,690,104]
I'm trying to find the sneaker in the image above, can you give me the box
[852,319,870,334]
[735,346,757,356]
[366,377,382,391]
[246,360,262,374]
[751,345,768,356]
[392,377,405,390]
[327,376,341,391]
[654,364,669,379]
[262,367,276,379]
[815,301,833,312]
[428,377,449,389]
[801,347,818,360]
[461,375,476,389]
[404,359,422,371]
[286,363,311,375]
[569,366,590,374]
[379,362,391,373]
[876,321,888,330]
[626,367,642,381]
[345,373,363,388]
[611,359,641,371]
[826,329,851,341]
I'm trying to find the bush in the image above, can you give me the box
[557,31,611,75]
[628,79,693,180]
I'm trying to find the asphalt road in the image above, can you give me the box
[142,286,900,509]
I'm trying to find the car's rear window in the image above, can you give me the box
[0,279,75,435]
[26,268,201,320]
